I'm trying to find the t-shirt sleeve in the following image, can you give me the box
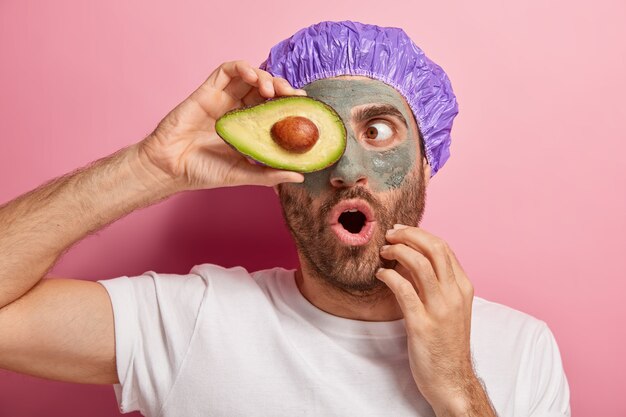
[97,270,208,416]
[528,323,571,417]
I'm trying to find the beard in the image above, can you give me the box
[277,166,426,297]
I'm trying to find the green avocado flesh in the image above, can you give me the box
[215,96,347,173]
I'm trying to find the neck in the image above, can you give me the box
[294,261,404,322]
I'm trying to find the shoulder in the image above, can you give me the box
[189,263,287,287]
[471,298,570,414]
[470,296,567,384]
[472,296,548,331]
[188,263,290,300]
[470,296,553,354]
[99,263,288,308]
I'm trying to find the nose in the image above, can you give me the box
[329,151,369,188]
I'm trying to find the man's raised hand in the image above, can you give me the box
[137,60,306,192]
[376,225,497,417]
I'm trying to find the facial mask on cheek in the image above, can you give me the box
[369,144,415,190]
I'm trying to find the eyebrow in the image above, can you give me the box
[353,104,408,128]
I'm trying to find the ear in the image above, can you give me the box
[422,157,431,187]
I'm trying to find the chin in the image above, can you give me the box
[299,225,393,294]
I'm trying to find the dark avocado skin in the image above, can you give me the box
[215,96,347,173]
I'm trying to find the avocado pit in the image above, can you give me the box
[270,116,319,153]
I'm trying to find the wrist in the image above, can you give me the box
[431,375,496,417]
[128,141,187,196]
[432,396,472,417]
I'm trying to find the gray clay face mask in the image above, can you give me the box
[299,78,418,195]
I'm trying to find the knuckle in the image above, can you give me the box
[436,304,450,318]
[425,277,440,293]
[449,291,465,309]
[433,302,455,320]
[432,238,449,253]
[216,65,226,79]
[412,254,430,271]
[257,67,271,77]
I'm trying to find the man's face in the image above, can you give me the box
[277,76,430,295]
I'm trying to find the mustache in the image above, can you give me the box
[319,186,383,219]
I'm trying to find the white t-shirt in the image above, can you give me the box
[98,264,570,417]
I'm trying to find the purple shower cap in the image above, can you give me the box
[259,20,459,177]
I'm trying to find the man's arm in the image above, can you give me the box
[0,145,174,384]
[0,60,305,384]
[0,145,171,311]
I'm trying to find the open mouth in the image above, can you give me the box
[329,199,376,246]
[338,210,367,233]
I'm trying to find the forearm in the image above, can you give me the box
[0,142,179,308]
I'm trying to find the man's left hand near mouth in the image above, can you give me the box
[376,225,497,417]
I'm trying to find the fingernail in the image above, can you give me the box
[376,267,385,276]
[393,224,409,230]
[386,229,397,236]
[264,80,273,91]
[380,245,390,251]
[297,89,307,95]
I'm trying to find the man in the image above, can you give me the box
[0,21,570,417]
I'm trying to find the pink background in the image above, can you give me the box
[1,1,624,416]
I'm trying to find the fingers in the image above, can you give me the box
[241,88,265,107]
[273,77,307,97]
[259,168,305,187]
[203,60,268,102]
[386,225,459,287]
[375,268,425,318]
[379,243,443,306]
[207,60,305,101]
[384,225,475,304]
[252,67,275,98]
[240,78,307,107]
[230,158,305,187]
[208,60,258,92]
[191,60,306,116]
[448,249,474,299]
[223,78,254,102]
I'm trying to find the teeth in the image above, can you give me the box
[344,209,359,213]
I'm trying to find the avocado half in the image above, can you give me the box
[215,96,346,173]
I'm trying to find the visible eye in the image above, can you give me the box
[364,122,394,142]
